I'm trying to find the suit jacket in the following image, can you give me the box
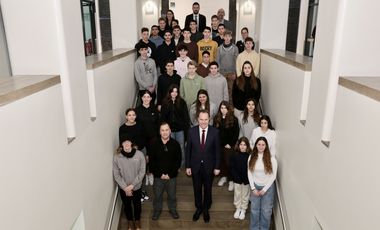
[185,125,220,174]
[185,14,206,33]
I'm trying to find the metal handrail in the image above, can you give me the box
[106,185,119,230]
[275,180,288,230]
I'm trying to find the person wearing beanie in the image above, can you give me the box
[113,136,146,230]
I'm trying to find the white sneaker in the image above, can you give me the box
[233,209,241,219]
[238,209,246,220]
[217,177,227,186]
[228,181,234,191]
[149,174,154,185]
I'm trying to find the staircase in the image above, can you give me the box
[118,173,250,229]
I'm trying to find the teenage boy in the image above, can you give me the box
[156,30,177,74]
[196,51,210,78]
[135,27,157,62]
[134,43,158,102]
[197,27,218,64]
[150,123,182,221]
[216,30,239,102]
[174,44,192,78]
[236,27,249,53]
[213,24,226,46]
[157,60,182,111]
[176,27,198,61]
[204,61,228,107]
[158,17,168,38]
[172,25,183,46]
[211,15,219,38]
[236,37,260,77]
[189,20,203,43]
[149,25,164,48]
[180,60,205,108]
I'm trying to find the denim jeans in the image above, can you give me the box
[171,131,185,167]
[249,183,276,230]
[153,178,177,212]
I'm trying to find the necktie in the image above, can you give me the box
[201,129,205,150]
[194,15,198,30]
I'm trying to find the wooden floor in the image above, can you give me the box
[118,173,273,229]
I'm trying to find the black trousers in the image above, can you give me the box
[119,188,142,221]
[192,164,214,210]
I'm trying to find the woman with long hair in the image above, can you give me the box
[250,115,277,157]
[165,10,176,29]
[160,84,190,167]
[248,137,277,230]
[232,61,261,113]
[135,90,159,186]
[237,98,261,138]
[113,136,146,230]
[214,101,239,191]
[189,89,217,126]
[230,137,252,220]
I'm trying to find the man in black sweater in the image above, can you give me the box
[156,30,177,74]
[149,123,182,221]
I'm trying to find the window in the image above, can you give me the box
[81,0,97,56]
[304,0,318,57]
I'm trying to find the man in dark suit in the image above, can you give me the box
[185,110,220,223]
[184,2,206,33]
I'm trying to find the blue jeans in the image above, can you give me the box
[171,131,185,167]
[249,183,276,230]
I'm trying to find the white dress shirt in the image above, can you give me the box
[199,126,209,144]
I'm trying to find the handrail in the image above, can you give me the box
[106,185,119,230]
[275,180,288,230]
[260,96,287,230]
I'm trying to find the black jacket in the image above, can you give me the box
[160,99,190,132]
[232,76,261,111]
[157,71,182,105]
[185,14,206,33]
[230,151,250,184]
[135,104,159,140]
[156,41,177,74]
[149,138,182,178]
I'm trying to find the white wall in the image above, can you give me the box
[258,0,289,50]
[236,0,258,43]
[139,0,161,29]
[110,0,139,48]
[0,54,137,230]
[339,0,380,76]
[168,0,229,29]
[261,54,380,229]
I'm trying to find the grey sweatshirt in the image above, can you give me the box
[204,73,229,107]
[113,150,146,190]
[216,44,239,74]
[134,56,158,90]
[237,112,259,138]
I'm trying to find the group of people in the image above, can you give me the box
[113,2,277,230]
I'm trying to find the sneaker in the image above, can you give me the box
[228,181,234,191]
[149,174,154,185]
[141,191,149,200]
[238,209,246,220]
[217,177,227,186]
[233,209,241,219]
